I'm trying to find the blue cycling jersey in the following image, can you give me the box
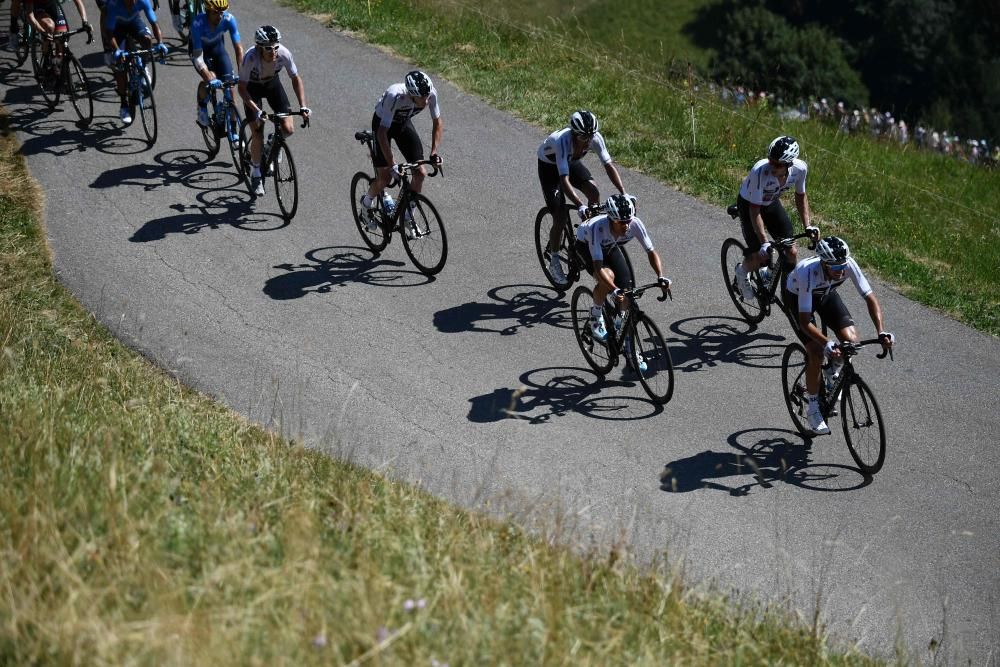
[103,0,157,31]
[190,12,240,51]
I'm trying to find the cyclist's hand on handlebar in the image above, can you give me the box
[208,78,223,89]
[83,21,94,43]
[153,42,168,58]
[430,152,442,165]
[824,340,843,360]
[658,276,673,300]
[577,205,589,221]
[805,225,820,239]
[624,192,637,207]
[878,331,895,348]
[758,241,771,258]
[113,48,127,62]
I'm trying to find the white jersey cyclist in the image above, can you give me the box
[537,127,613,177]
[786,255,872,314]
[738,156,808,206]
[238,43,297,84]
[576,214,654,262]
[374,82,441,127]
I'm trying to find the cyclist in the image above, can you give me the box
[733,135,818,301]
[7,0,21,51]
[575,194,672,371]
[359,70,443,230]
[538,110,630,284]
[105,0,168,124]
[237,25,311,198]
[22,0,90,78]
[785,236,895,435]
[188,0,242,129]
[167,0,182,36]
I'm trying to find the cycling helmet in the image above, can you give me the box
[605,193,635,222]
[767,135,800,165]
[570,110,599,136]
[254,25,281,47]
[404,70,433,97]
[815,236,850,265]
[204,0,229,10]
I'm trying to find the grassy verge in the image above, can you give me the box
[288,0,1000,336]
[0,115,888,662]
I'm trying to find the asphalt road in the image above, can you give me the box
[3,1,998,662]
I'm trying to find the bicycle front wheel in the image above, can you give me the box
[781,342,811,437]
[721,237,766,324]
[570,285,615,376]
[631,313,674,404]
[349,172,390,253]
[31,41,57,106]
[534,206,575,291]
[224,105,242,172]
[272,140,298,220]
[238,119,254,193]
[63,55,92,125]
[841,376,886,475]
[136,69,157,145]
[199,100,220,158]
[401,193,447,276]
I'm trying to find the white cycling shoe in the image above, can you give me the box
[734,263,754,301]
[806,401,831,435]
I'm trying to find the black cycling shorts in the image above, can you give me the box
[370,114,424,168]
[738,194,794,254]
[538,159,593,213]
[26,0,68,32]
[785,289,856,336]
[574,241,634,290]
[245,78,292,116]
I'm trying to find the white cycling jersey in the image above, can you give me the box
[374,83,441,127]
[238,45,298,84]
[576,215,654,263]
[786,256,872,313]
[739,157,808,206]
[537,128,612,177]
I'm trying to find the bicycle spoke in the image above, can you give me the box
[632,314,674,404]
[401,193,447,275]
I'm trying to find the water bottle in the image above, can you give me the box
[382,193,396,217]
[758,267,771,288]
[613,312,626,335]
[264,132,274,158]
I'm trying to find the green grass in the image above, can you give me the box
[0,111,891,662]
[291,0,1000,336]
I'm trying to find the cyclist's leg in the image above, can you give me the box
[762,200,797,268]
[366,114,395,201]
[242,82,268,168]
[605,244,633,316]
[266,80,294,139]
[737,195,765,273]
[568,161,598,205]
[394,119,425,193]
[538,160,566,251]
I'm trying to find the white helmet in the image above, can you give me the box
[767,135,800,165]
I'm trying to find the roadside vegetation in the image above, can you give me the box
[0,105,891,664]
[288,0,999,336]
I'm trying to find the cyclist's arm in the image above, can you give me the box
[191,49,215,82]
[70,0,87,25]
[237,80,257,116]
[558,174,585,208]
[864,292,887,338]
[794,191,812,229]
[429,115,442,157]
[232,42,244,75]
[150,21,163,45]
[603,161,626,195]
[290,73,307,110]
[646,248,665,280]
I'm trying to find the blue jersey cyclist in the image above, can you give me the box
[188,0,242,128]
[104,0,168,124]
[785,236,895,435]
[575,194,672,371]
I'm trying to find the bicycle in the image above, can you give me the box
[118,47,160,145]
[30,25,93,123]
[238,110,309,220]
[10,1,34,68]
[350,129,447,276]
[781,338,892,474]
[721,205,817,326]
[570,279,675,404]
[197,73,241,168]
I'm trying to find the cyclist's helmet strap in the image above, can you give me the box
[404,70,433,97]
[815,236,850,264]
[767,135,800,165]
[254,25,281,46]
[570,110,599,136]
[605,193,635,221]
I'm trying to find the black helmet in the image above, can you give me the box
[605,193,635,221]
[254,25,281,46]
[815,236,850,264]
[767,135,800,165]
[404,70,433,97]
[570,110,599,136]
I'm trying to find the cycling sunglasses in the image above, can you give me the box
[824,262,848,272]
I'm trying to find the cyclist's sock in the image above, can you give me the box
[251,164,261,178]
[361,194,374,208]
[590,305,602,317]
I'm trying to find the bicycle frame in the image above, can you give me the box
[818,339,891,418]
[603,281,671,362]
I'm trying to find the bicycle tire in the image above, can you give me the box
[238,118,255,194]
[349,172,390,253]
[841,375,886,474]
[721,237,766,324]
[224,105,242,173]
[401,192,447,276]
[14,26,32,67]
[136,69,157,145]
[63,54,92,125]
[781,342,811,437]
[570,285,615,376]
[31,40,58,106]
[272,140,298,220]
[631,313,674,404]
[199,95,221,158]
[534,206,576,291]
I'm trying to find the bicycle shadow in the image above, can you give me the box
[468,366,664,423]
[263,245,433,300]
[434,283,570,336]
[667,315,791,372]
[130,188,278,242]
[659,427,870,496]
[93,148,230,191]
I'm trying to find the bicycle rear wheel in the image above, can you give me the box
[570,285,615,376]
[534,206,576,291]
[63,54,92,125]
[721,237,766,324]
[781,342,811,437]
[272,140,298,220]
[631,313,674,404]
[401,193,447,276]
[349,172,390,252]
[841,376,886,474]
[136,69,157,145]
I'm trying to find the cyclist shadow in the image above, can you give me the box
[434,283,570,336]
[667,315,790,372]
[468,366,664,423]
[659,427,870,496]
[94,148,234,191]
[130,189,277,242]
[263,245,432,300]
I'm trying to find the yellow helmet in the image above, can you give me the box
[205,0,229,11]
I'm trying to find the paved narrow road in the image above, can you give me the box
[3,1,998,662]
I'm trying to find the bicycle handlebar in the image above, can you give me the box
[620,281,672,303]
[44,25,93,45]
[838,338,894,360]
[772,231,818,252]
[260,110,310,129]
[394,159,443,179]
